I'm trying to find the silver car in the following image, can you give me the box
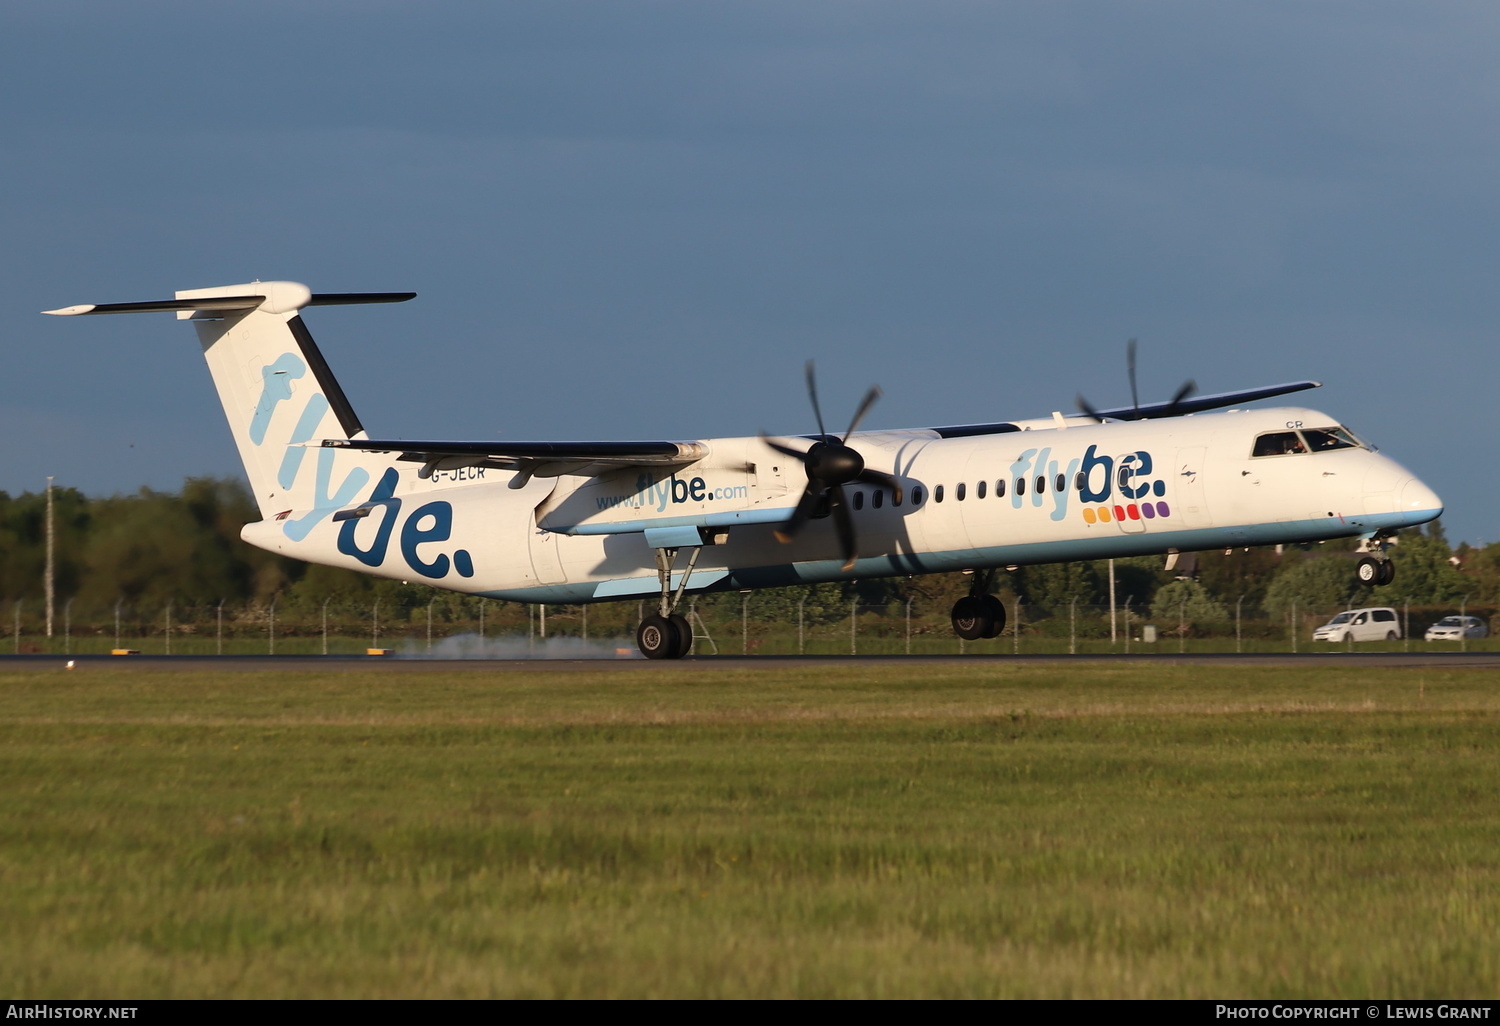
[1424,615,1488,642]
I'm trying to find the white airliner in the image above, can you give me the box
[46,282,1443,658]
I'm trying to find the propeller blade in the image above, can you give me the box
[761,434,813,461]
[1165,378,1197,415]
[1127,337,1139,414]
[774,482,826,544]
[804,361,830,442]
[828,485,858,570]
[1076,392,1105,422]
[855,468,903,504]
[841,384,883,442]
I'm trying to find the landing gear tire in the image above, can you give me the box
[668,613,693,658]
[1356,557,1383,587]
[979,594,1006,639]
[952,596,993,641]
[1378,560,1396,586]
[637,615,684,660]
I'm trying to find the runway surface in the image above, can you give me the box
[8,652,1500,671]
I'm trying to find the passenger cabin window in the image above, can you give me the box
[910,485,923,505]
[935,484,945,503]
[1252,431,1306,458]
[1056,473,1066,492]
[1076,472,1085,491]
[853,491,864,511]
[996,479,1006,498]
[872,490,884,509]
[892,488,902,507]
[1036,475,1046,495]
[956,483,967,501]
[977,480,987,499]
[1016,477,1026,497]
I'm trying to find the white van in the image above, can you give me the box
[1312,607,1402,643]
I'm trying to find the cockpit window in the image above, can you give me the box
[1301,426,1361,452]
[1252,432,1306,457]
[1253,426,1366,458]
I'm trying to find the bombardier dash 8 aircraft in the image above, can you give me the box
[46,282,1443,658]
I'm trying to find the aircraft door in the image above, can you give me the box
[1112,454,1148,535]
[1171,447,1211,529]
[527,483,569,585]
[529,521,568,585]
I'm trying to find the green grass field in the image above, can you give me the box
[1,659,1497,998]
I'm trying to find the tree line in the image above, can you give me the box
[1,477,1494,629]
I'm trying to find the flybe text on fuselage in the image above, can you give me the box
[596,473,750,512]
[997,443,1172,525]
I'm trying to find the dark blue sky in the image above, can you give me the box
[5,1,1497,544]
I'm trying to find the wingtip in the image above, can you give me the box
[42,305,95,316]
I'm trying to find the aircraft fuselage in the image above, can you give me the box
[242,404,1440,603]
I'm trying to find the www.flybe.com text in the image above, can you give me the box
[596,474,749,512]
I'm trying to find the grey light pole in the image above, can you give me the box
[45,477,55,638]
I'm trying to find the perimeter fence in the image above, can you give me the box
[4,593,1497,657]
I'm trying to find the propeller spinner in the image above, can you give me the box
[763,362,903,571]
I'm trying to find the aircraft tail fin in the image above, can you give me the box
[45,282,414,527]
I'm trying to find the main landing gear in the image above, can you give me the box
[950,570,1007,641]
[636,544,702,659]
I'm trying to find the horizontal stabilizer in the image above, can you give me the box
[44,292,415,317]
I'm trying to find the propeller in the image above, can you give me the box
[763,361,904,571]
[1077,338,1197,422]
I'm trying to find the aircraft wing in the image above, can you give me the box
[319,438,710,481]
[928,380,1323,437]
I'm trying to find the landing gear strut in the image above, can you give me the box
[637,544,701,659]
[951,571,1006,641]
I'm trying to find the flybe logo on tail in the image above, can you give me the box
[336,468,476,580]
[248,350,369,542]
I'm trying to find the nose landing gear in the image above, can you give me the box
[1356,531,1397,588]
[1356,556,1395,587]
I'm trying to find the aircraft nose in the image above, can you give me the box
[1401,477,1443,516]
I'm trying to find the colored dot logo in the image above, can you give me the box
[1082,501,1170,524]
